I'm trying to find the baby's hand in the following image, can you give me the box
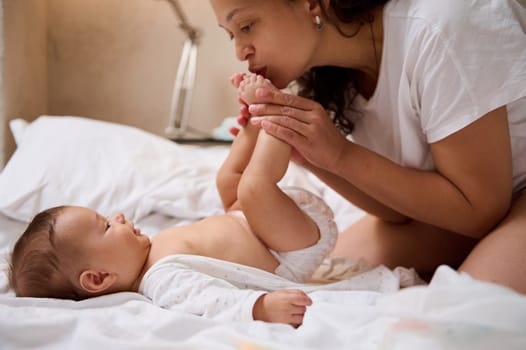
[238,74,278,105]
[252,289,312,328]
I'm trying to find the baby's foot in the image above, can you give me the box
[238,74,279,105]
[230,72,246,88]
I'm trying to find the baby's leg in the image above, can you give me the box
[230,72,246,88]
[238,130,320,252]
[216,76,267,211]
[236,74,320,252]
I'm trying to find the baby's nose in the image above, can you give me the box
[111,212,126,224]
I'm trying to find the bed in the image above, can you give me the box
[0,116,525,350]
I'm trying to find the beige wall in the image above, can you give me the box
[2,0,48,165]
[2,0,243,164]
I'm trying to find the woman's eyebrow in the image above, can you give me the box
[226,7,248,23]
[226,9,240,22]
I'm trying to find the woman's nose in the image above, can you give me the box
[235,41,254,61]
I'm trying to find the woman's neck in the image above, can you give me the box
[313,7,384,82]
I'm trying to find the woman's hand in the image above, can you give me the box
[247,88,349,172]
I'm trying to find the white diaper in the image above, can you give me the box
[270,186,338,283]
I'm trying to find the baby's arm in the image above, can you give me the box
[142,263,310,326]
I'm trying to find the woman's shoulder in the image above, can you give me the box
[385,0,524,37]
[386,0,468,21]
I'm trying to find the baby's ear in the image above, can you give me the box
[79,269,117,294]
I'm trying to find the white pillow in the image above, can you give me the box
[0,116,226,223]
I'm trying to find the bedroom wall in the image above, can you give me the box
[46,0,243,137]
[2,0,48,166]
[1,0,243,166]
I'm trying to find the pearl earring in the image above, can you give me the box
[315,15,323,31]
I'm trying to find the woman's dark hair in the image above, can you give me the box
[296,0,390,135]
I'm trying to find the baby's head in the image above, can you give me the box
[9,206,150,300]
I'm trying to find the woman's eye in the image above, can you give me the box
[240,23,253,33]
[225,22,253,41]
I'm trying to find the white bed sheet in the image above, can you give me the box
[1,217,525,350]
[1,120,526,349]
[1,185,525,350]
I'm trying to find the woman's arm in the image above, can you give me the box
[304,163,409,223]
[249,88,512,237]
[248,89,411,222]
[330,106,511,237]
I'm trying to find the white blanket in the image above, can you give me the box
[1,266,525,350]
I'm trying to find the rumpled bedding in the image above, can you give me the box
[0,116,525,349]
[1,264,524,350]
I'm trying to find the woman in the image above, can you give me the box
[209,0,526,293]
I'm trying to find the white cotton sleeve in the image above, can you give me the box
[139,259,266,322]
[412,1,526,143]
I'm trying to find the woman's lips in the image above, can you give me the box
[249,66,267,78]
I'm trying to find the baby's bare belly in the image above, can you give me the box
[149,214,279,273]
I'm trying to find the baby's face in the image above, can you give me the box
[55,207,151,290]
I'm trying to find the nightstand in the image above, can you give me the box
[170,137,232,147]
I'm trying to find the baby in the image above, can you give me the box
[8,74,337,327]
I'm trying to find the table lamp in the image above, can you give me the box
[162,0,200,137]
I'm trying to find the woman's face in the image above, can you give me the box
[210,0,320,89]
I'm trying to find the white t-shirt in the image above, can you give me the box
[349,0,526,192]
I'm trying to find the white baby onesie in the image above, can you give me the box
[139,254,404,322]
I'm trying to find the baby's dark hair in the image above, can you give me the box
[296,0,390,135]
[8,206,81,300]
